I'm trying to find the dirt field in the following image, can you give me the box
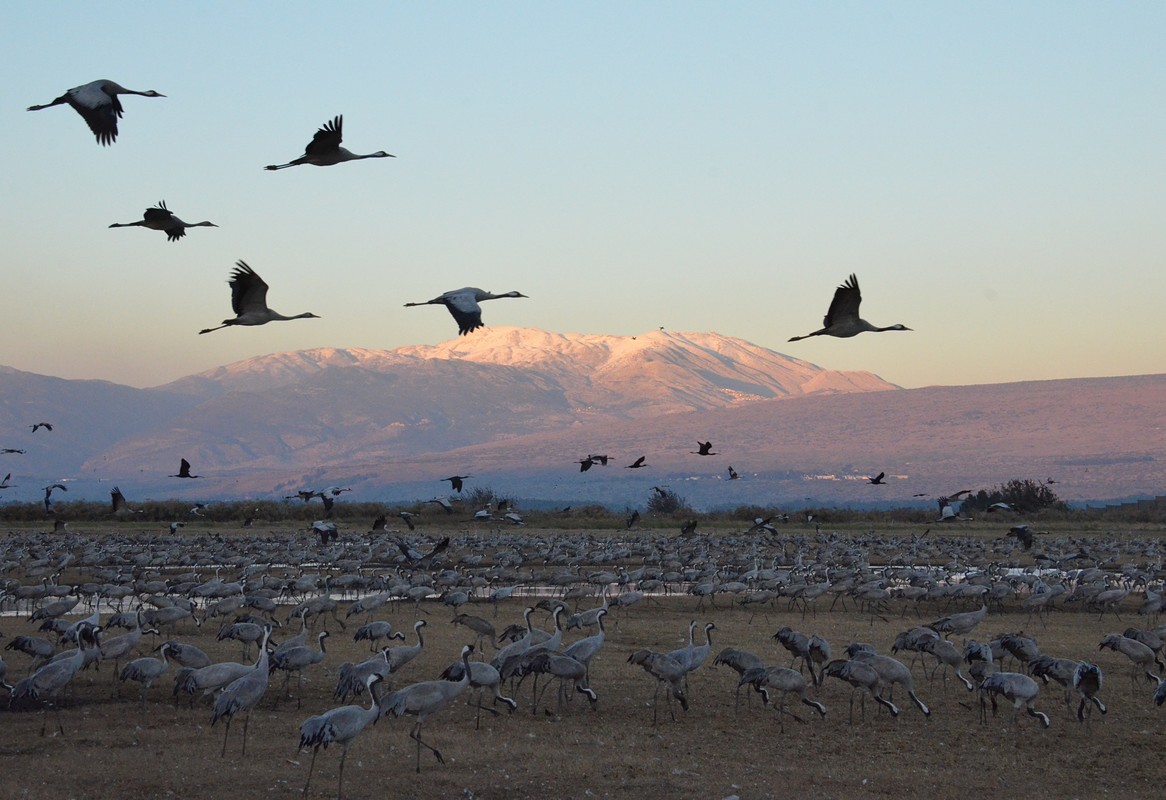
[3,524,1166,800]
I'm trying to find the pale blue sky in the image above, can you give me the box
[3,3,1163,389]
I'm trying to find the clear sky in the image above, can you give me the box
[3,3,1163,390]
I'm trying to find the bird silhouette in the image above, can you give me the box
[404,287,528,336]
[626,456,648,469]
[266,115,393,170]
[109,201,217,242]
[110,486,139,514]
[27,79,165,145]
[30,422,53,432]
[577,457,595,472]
[868,472,886,485]
[692,441,717,456]
[789,274,911,342]
[442,475,471,493]
[170,458,201,479]
[728,466,740,480]
[199,261,319,334]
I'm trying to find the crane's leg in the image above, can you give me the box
[303,747,318,796]
[221,716,232,757]
[337,746,349,800]
[410,720,444,772]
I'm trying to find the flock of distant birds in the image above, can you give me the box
[28,79,913,341]
[15,77,928,525]
[4,519,1166,795]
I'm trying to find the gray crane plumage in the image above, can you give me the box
[404,287,528,336]
[298,673,383,799]
[211,625,272,757]
[378,644,474,773]
[27,79,165,145]
[119,643,172,708]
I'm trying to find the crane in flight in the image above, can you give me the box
[199,261,319,334]
[265,115,394,170]
[442,475,471,493]
[404,287,527,336]
[27,79,165,145]
[109,201,217,242]
[789,274,911,342]
[170,459,201,479]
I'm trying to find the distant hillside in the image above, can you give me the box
[229,374,1166,510]
[0,328,898,502]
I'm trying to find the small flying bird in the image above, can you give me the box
[169,522,186,534]
[109,201,217,242]
[198,261,320,334]
[110,486,139,514]
[27,79,165,145]
[404,287,528,336]
[324,486,352,496]
[399,511,416,531]
[0,473,11,489]
[1,449,26,455]
[286,489,319,502]
[788,274,912,342]
[868,472,886,485]
[442,475,471,493]
[577,457,595,473]
[190,503,208,516]
[265,115,394,170]
[30,422,53,432]
[428,497,453,514]
[727,466,739,480]
[43,483,67,513]
[692,441,717,456]
[626,456,648,469]
[170,458,201,479]
[986,502,1014,513]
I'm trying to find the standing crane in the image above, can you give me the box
[27,79,165,145]
[109,201,217,242]
[298,673,384,800]
[788,274,912,342]
[211,625,272,757]
[265,115,394,170]
[377,644,475,773]
[404,287,528,336]
[198,261,320,334]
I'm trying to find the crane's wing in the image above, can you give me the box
[304,116,343,156]
[143,202,173,223]
[822,274,862,328]
[443,291,484,335]
[72,83,123,145]
[228,261,270,315]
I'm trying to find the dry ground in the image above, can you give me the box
[3,527,1166,799]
